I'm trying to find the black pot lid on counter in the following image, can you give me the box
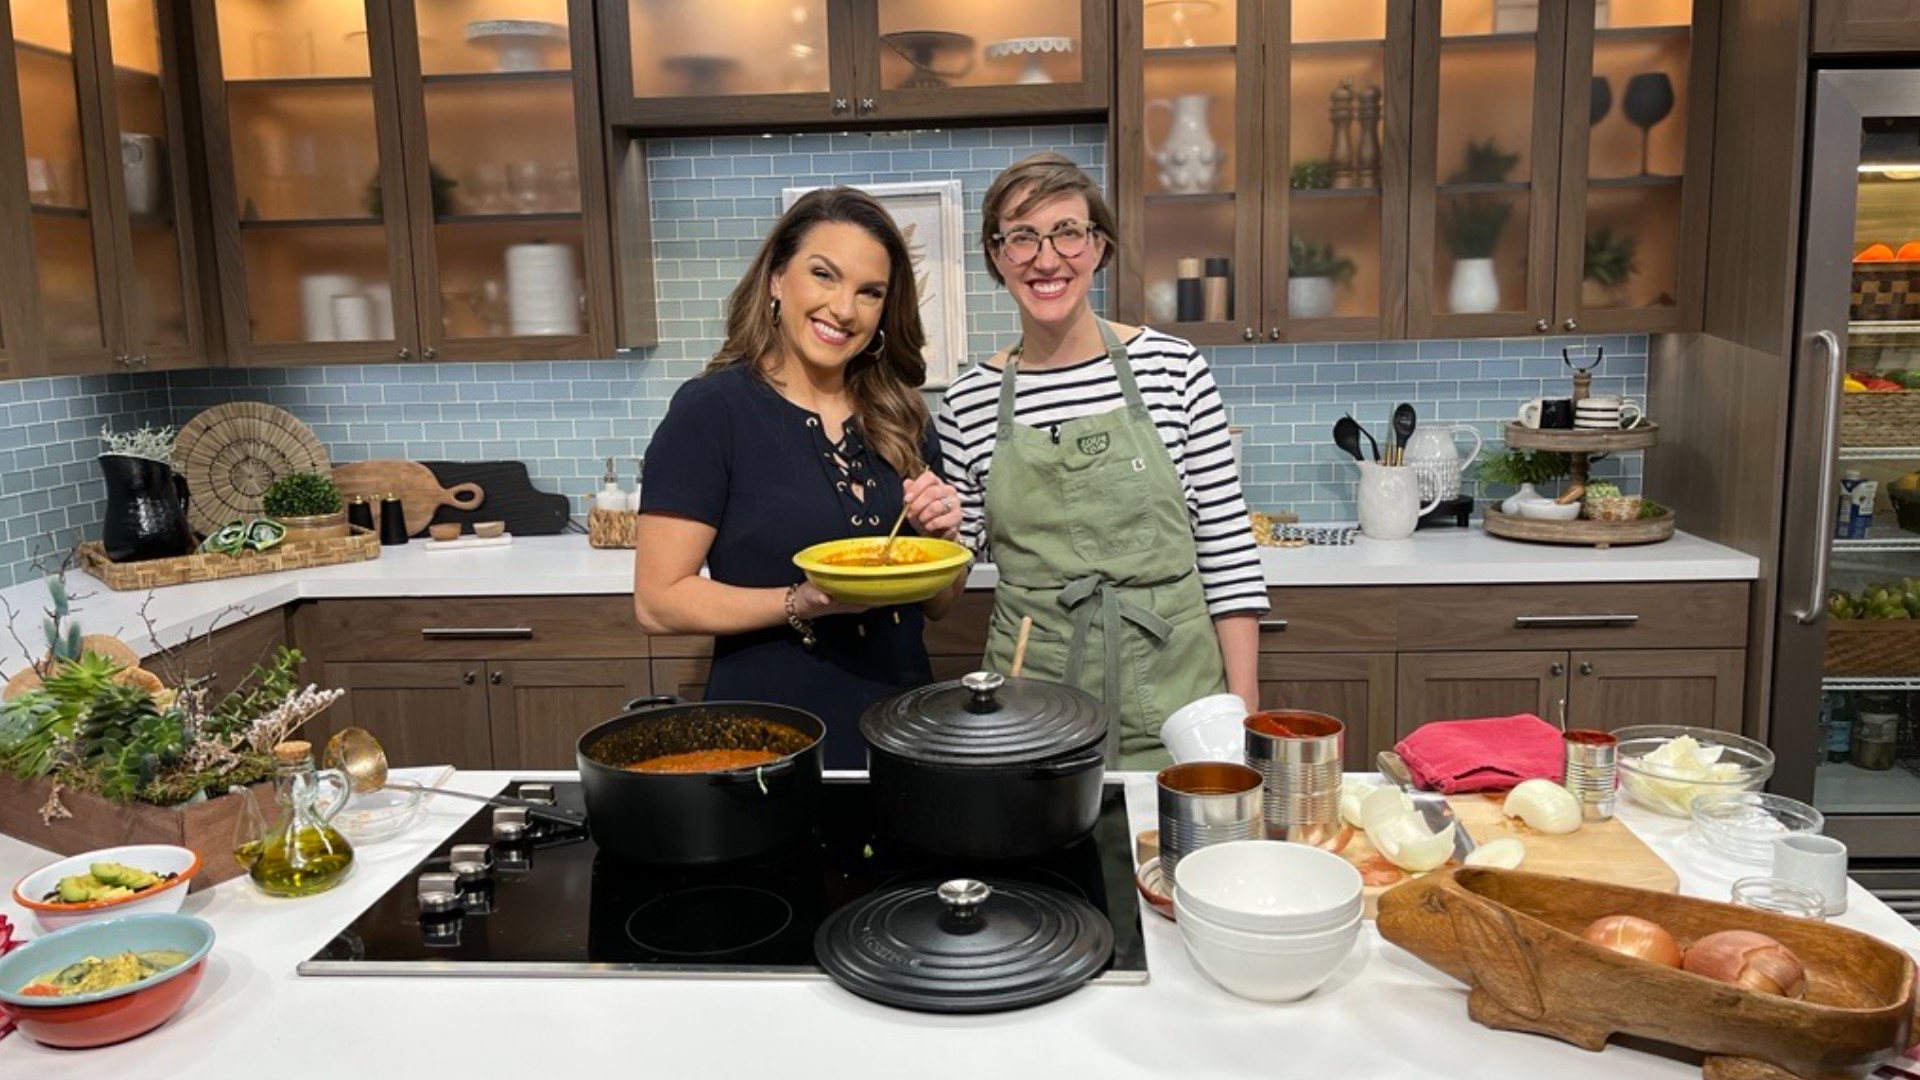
[813,878,1113,1013]
[861,671,1107,766]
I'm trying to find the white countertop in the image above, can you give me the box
[0,530,1759,675]
[0,772,1910,1079]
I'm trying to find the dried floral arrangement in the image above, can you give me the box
[0,572,343,822]
[99,423,176,463]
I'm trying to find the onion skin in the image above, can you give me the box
[1681,930,1808,999]
[1581,914,1684,968]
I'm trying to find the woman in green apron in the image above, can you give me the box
[936,153,1270,770]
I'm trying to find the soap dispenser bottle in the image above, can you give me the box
[626,457,643,512]
[596,457,626,511]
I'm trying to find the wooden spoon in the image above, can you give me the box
[1009,615,1033,677]
[875,503,911,565]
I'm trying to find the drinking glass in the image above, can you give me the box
[1590,76,1612,126]
[467,163,508,214]
[507,161,545,212]
[1622,73,1675,176]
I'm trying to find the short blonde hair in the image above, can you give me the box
[980,152,1117,286]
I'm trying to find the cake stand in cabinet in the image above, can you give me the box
[1486,422,1673,547]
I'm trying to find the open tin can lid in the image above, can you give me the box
[814,878,1113,1013]
[859,671,1108,767]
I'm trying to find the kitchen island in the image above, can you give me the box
[0,771,1909,1080]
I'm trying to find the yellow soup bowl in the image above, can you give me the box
[792,537,973,606]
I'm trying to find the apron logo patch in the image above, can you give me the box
[1076,433,1110,456]
[1132,457,1147,472]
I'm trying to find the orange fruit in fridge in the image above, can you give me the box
[1856,243,1896,262]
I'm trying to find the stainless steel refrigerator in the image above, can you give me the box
[1772,68,1920,924]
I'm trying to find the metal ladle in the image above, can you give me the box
[326,727,585,826]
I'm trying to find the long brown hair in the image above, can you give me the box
[708,187,931,479]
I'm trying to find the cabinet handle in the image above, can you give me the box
[1534,319,1550,333]
[421,627,535,640]
[1796,330,1844,626]
[1550,662,1566,676]
[1556,698,1567,730]
[1562,317,1579,332]
[858,97,875,112]
[1513,614,1639,629]
[423,347,437,360]
[1579,661,1594,676]
[490,671,502,685]
[463,671,476,685]
[397,347,411,360]
[1268,327,1281,341]
[132,354,149,368]
[832,98,849,112]
[113,354,130,368]
[1257,619,1289,632]
[1242,328,1255,341]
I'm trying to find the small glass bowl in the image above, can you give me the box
[1613,725,1775,817]
[334,780,427,845]
[1690,791,1824,865]
[1730,876,1828,920]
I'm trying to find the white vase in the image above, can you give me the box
[1145,280,1178,323]
[1500,482,1540,516]
[1448,257,1500,314]
[1289,276,1335,318]
[1146,94,1225,195]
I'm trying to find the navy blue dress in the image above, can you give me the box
[641,364,940,769]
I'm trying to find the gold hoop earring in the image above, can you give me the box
[866,327,886,357]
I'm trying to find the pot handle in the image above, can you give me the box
[710,757,798,787]
[623,694,682,712]
[1025,749,1104,778]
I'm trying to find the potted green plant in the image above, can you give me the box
[1289,159,1334,191]
[1287,235,1357,319]
[262,471,346,543]
[1438,139,1520,314]
[1582,226,1638,308]
[1477,448,1571,513]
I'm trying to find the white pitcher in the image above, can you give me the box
[1146,94,1225,194]
[1403,423,1484,501]
[1356,461,1443,540]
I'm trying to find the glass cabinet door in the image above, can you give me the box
[1119,0,1263,347]
[395,0,604,359]
[871,0,1107,121]
[609,0,841,126]
[10,1,115,361]
[1555,0,1707,332]
[1407,0,1565,338]
[1273,0,1411,340]
[200,0,416,362]
[96,0,201,368]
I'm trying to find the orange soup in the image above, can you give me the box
[819,543,934,567]
[625,749,783,773]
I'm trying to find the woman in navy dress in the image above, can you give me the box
[634,188,964,768]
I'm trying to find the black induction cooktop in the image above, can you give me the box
[299,778,1148,983]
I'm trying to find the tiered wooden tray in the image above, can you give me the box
[1486,421,1671,548]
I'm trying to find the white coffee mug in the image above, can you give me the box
[1771,833,1847,916]
[1575,395,1643,429]
[1517,398,1545,429]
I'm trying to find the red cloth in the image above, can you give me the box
[1394,714,1565,793]
[0,913,17,1040]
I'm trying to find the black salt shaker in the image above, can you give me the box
[378,492,408,546]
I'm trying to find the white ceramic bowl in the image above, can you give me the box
[1515,497,1581,521]
[1176,898,1361,1002]
[11,845,200,933]
[1171,840,1363,934]
[1161,693,1250,764]
[1174,892,1363,950]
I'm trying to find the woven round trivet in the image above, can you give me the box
[173,402,331,536]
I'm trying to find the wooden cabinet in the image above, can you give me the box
[1396,647,1745,736]
[143,607,289,705]
[0,0,206,375]
[1113,0,1717,343]
[1257,651,1395,771]
[601,0,1108,131]
[314,660,494,768]
[1813,0,1920,54]
[487,659,649,769]
[188,0,616,365]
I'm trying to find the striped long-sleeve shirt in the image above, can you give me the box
[935,327,1269,618]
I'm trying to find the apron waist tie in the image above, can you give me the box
[1059,574,1175,765]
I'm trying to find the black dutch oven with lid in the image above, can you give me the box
[860,671,1109,860]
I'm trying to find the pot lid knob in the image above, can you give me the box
[937,878,992,922]
[961,671,1005,713]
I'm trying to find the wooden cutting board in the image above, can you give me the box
[332,460,484,538]
[1348,792,1679,919]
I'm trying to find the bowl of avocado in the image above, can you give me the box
[10,845,200,933]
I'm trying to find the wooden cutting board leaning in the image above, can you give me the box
[1346,793,1679,919]
[332,460,484,537]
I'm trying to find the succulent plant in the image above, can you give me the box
[1584,481,1622,500]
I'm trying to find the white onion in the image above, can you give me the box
[1502,779,1583,834]
[1464,837,1525,869]
[1359,786,1416,833]
[1372,814,1456,872]
[1339,781,1382,829]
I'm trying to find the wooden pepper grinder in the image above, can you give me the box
[1356,84,1383,189]
[1329,78,1356,189]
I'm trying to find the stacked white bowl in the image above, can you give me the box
[1171,840,1363,1002]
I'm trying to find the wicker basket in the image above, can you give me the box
[1841,391,1920,447]
[78,526,378,591]
[588,507,637,549]
[1582,495,1643,522]
[1852,263,1920,321]
[1825,620,1920,677]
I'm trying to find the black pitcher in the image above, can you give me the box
[99,454,195,562]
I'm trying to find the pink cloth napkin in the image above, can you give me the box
[0,913,19,1040]
[1394,714,1565,793]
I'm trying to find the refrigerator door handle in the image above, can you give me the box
[1796,329,1844,626]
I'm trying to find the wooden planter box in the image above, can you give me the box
[0,775,272,891]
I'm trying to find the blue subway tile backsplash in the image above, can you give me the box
[0,123,1646,590]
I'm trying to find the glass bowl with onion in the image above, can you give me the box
[332,780,428,845]
[1690,791,1823,865]
[1613,725,1775,817]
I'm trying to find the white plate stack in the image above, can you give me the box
[505,242,580,336]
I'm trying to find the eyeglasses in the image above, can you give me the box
[992,222,1101,265]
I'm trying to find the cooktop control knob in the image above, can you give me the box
[518,783,556,805]
[418,871,461,916]
[449,844,494,885]
[492,806,529,842]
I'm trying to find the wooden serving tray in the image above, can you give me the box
[1483,505,1675,547]
[1380,867,1917,1080]
[1504,421,1660,453]
[78,527,379,591]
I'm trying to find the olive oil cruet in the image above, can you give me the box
[232,740,355,897]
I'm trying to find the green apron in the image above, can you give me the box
[980,320,1227,770]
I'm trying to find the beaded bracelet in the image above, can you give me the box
[784,583,816,649]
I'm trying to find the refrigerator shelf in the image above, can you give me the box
[1838,446,1920,461]
[1849,319,1920,337]
[1823,677,1920,691]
